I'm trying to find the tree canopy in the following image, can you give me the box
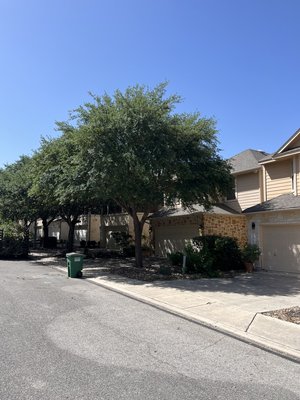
[0,156,38,228]
[0,82,233,265]
[61,82,233,266]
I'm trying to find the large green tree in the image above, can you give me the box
[66,83,232,267]
[33,132,102,252]
[0,156,38,247]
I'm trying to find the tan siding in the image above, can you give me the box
[265,160,292,200]
[90,215,100,241]
[236,172,260,210]
[297,156,300,196]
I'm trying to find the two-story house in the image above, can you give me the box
[150,149,268,258]
[225,148,268,212]
[243,128,300,274]
[152,128,300,274]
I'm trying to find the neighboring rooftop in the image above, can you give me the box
[229,149,269,174]
[243,193,300,213]
[151,203,240,218]
[260,128,300,163]
[259,146,300,163]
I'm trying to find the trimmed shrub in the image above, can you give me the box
[0,237,29,259]
[41,236,57,249]
[111,232,133,248]
[123,244,136,257]
[167,251,184,266]
[192,235,243,272]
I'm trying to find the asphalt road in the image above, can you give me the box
[0,260,299,400]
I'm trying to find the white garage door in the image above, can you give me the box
[262,224,300,273]
[155,225,199,257]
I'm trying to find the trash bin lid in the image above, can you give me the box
[66,252,84,257]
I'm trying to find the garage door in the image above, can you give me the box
[155,225,199,257]
[262,224,300,273]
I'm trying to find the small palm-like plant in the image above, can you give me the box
[241,244,261,264]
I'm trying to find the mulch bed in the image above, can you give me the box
[263,306,300,325]
[103,265,205,281]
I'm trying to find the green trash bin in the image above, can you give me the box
[66,252,84,278]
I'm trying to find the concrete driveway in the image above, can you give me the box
[81,269,300,360]
[34,253,300,360]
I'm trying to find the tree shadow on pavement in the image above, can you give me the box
[29,252,300,297]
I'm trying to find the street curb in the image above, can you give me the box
[53,265,300,364]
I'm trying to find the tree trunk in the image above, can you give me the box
[42,218,49,241]
[131,211,148,268]
[23,219,31,256]
[99,207,106,248]
[33,220,37,249]
[67,221,76,252]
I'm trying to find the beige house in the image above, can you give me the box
[38,212,150,249]
[242,128,300,274]
[151,204,247,258]
[225,149,268,212]
[150,149,266,258]
[35,128,300,274]
[152,128,300,274]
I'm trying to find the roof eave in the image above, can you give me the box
[243,206,300,214]
[273,128,300,156]
[232,166,262,175]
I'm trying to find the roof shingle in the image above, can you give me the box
[229,149,269,174]
[229,149,268,174]
[243,193,300,213]
[151,203,240,219]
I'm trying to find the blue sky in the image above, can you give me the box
[1,0,300,167]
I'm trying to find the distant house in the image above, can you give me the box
[37,210,150,249]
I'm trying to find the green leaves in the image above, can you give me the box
[64,82,232,214]
[0,82,232,264]
[0,156,38,226]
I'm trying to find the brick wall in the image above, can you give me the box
[151,212,247,248]
[203,214,247,247]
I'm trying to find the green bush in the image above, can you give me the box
[167,248,201,273]
[167,251,184,266]
[40,236,57,249]
[123,244,136,257]
[192,235,243,272]
[167,235,243,276]
[184,244,203,273]
[241,243,261,263]
[111,231,133,248]
[0,237,29,259]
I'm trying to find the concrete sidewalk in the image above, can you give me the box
[52,260,300,361]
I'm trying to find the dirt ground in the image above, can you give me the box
[263,306,300,325]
